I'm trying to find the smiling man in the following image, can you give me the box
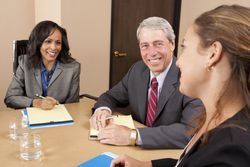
[90,17,202,149]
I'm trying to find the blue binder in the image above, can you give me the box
[77,152,118,167]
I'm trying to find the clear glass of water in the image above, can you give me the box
[9,118,28,140]
[20,133,42,160]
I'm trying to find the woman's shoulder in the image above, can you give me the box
[18,54,31,68]
[18,54,27,63]
[59,60,80,68]
[208,112,250,149]
[58,60,81,72]
[197,119,250,167]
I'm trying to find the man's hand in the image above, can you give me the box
[89,109,112,130]
[98,124,131,146]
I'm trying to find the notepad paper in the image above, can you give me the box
[26,104,74,128]
[89,115,135,140]
[77,152,118,167]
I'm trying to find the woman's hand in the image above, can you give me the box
[110,155,152,167]
[33,96,58,110]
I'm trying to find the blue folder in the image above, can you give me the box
[22,109,74,129]
[77,152,118,167]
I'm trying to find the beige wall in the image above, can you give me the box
[0,0,35,110]
[0,0,249,110]
[35,0,61,25]
[61,0,111,97]
[178,0,250,55]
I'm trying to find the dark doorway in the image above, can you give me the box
[110,0,182,88]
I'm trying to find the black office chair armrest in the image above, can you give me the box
[79,94,98,101]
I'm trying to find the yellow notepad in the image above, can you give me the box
[89,115,135,140]
[26,104,74,128]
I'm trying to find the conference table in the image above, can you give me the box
[0,99,182,166]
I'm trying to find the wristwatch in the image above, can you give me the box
[129,129,137,146]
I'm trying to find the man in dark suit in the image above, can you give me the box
[90,17,202,149]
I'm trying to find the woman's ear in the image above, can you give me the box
[207,41,223,68]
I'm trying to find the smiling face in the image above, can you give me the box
[139,28,175,74]
[176,25,210,98]
[40,28,62,66]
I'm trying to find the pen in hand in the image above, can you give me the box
[35,94,59,105]
[35,94,45,99]
[105,115,118,120]
[102,115,118,127]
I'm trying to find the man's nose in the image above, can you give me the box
[148,46,157,56]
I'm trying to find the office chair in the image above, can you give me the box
[12,39,98,101]
[79,94,98,101]
[13,40,28,75]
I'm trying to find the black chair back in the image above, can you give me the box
[13,40,28,75]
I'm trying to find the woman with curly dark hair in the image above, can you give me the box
[5,20,80,109]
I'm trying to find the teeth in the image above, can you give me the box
[47,51,56,56]
[150,59,159,63]
[148,58,161,63]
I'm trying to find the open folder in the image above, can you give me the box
[25,104,74,128]
[89,115,135,140]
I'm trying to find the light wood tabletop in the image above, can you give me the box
[0,99,182,167]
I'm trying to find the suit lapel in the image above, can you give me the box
[154,58,180,121]
[178,139,201,166]
[48,63,62,87]
[34,67,42,89]
[138,68,150,124]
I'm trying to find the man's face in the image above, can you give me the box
[139,28,175,74]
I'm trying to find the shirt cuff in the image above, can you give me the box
[29,99,33,107]
[136,129,142,145]
[94,107,112,114]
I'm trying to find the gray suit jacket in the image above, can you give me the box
[5,55,80,109]
[93,57,202,149]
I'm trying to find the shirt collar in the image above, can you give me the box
[40,61,58,73]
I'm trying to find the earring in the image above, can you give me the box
[205,64,214,72]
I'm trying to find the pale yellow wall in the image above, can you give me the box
[0,0,35,110]
[178,0,250,55]
[61,0,111,97]
[35,0,61,25]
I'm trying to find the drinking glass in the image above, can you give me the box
[20,133,42,160]
[9,118,28,140]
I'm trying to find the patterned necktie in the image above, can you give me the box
[146,77,158,127]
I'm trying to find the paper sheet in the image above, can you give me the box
[26,104,73,125]
[89,115,135,140]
